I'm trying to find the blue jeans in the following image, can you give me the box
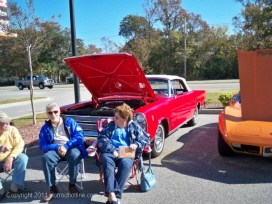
[41,147,82,186]
[100,153,133,199]
[0,153,29,188]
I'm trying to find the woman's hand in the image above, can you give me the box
[113,151,119,158]
[130,144,137,151]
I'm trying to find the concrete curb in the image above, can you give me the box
[199,108,223,114]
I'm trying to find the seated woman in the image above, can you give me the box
[97,103,150,204]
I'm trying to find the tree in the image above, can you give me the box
[119,15,150,40]
[84,44,102,54]
[119,13,160,72]
[3,0,60,124]
[154,0,186,37]
[38,25,69,82]
[101,37,121,53]
[233,0,272,50]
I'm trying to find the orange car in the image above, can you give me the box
[218,49,272,157]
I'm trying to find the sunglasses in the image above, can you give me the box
[47,111,59,115]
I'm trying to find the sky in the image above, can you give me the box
[11,0,243,49]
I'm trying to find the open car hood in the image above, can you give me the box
[63,53,156,100]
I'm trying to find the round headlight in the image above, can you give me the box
[135,114,145,123]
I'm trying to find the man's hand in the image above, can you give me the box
[129,144,137,151]
[113,151,119,158]
[0,145,10,153]
[57,145,67,157]
[3,156,14,172]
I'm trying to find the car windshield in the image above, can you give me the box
[147,78,169,97]
[36,75,46,79]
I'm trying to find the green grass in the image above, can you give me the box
[12,112,48,127]
[188,81,239,84]
[206,89,239,104]
[0,97,46,105]
[51,84,86,88]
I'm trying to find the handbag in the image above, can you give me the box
[140,152,157,192]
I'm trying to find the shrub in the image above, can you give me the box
[218,92,234,106]
[66,77,73,84]
[206,98,212,104]
[0,80,15,86]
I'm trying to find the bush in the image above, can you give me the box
[66,77,73,84]
[218,92,234,106]
[206,98,212,104]
[0,80,15,86]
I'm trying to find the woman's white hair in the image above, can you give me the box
[46,103,60,112]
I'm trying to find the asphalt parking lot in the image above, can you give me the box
[2,113,272,204]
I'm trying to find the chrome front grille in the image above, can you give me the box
[64,114,114,136]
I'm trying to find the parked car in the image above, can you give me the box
[15,75,54,90]
[218,49,272,157]
[61,53,206,157]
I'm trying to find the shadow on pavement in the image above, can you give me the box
[161,122,272,184]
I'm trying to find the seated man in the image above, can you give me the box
[0,111,29,201]
[39,103,87,202]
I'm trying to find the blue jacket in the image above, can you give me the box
[39,115,87,158]
[97,121,150,158]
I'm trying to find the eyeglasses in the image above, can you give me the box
[47,111,59,115]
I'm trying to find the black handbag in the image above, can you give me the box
[140,152,157,192]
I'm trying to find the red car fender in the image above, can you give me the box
[145,114,168,143]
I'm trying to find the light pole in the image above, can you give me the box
[183,18,187,79]
[69,0,80,103]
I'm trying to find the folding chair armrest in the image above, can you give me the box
[86,140,98,157]
[143,145,152,154]
[86,147,97,157]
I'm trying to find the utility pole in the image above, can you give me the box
[69,0,80,103]
[184,18,187,79]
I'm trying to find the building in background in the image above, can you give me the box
[0,0,16,39]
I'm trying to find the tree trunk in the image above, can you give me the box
[27,45,36,125]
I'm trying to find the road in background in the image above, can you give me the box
[0,84,91,118]
[0,80,240,118]
[188,79,239,90]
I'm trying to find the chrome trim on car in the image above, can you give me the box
[133,112,148,131]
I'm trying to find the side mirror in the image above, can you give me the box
[176,91,183,95]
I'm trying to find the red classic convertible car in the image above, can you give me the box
[61,53,206,157]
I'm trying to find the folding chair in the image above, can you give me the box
[55,159,85,190]
[0,169,14,186]
[87,140,151,193]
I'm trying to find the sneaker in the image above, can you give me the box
[0,192,6,201]
[68,184,79,198]
[49,185,58,194]
[8,188,30,195]
[41,185,58,202]
[42,193,54,202]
